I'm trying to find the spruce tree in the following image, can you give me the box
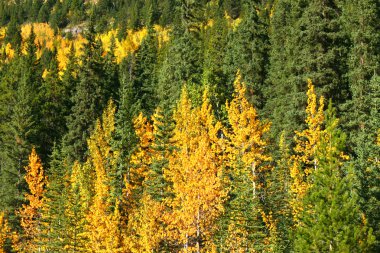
[341,2,380,248]
[223,0,269,109]
[265,0,348,142]
[62,22,109,164]
[294,103,375,252]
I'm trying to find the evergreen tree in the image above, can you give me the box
[133,27,159,116]
[265,0,348,141]
[294,103,375,252]
[341,2,380,248]
[62,23,109,164]
[223,0,269,109]
[40,145,70,252]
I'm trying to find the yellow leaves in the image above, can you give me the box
[224,11,242,30]
[290,80,326,225]
[165,87,226,251]
[15,148,47,253]
[226,71,271,171]
[124,194,166,253]
[153,24,170,48]
[4,43,14,59]
[81,100,124,252]
[0,212,10,253]
[23,148,46,211]
[21,23,55,49]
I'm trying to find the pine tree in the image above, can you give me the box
[62,23,109,164]
[133,26,159,116]
[111,56,140,199]
[265,0,348,141]
[223,0,269,109]
[39,145,70,252]
[341,1,380,248]
[265,131,292,252]
[0,55,36,228]
[294,103,375,252]
[202,3,229,117]
[64,161,92,252]
[37,50,67,161]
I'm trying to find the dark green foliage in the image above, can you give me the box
[0,55,37,228]
[265,0,349,142]
[133,27,159,116]
[223,1,269,110]
[110,56,140,199]
[202,4,229,117]
[62,25,110,164]
[0,1,379,252]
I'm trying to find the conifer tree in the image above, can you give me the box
[133,27,159,116]
[294,103,375,252]
[0,55,36,228]
[342,1,380,248]
[223,0,269,109]
[64,161,92,252]
[265,131,292,252]
[62,22,109,164]
[202,3,229,116]
[265,0,348,141]
[39,145,69,252]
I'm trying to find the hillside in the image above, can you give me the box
[0,0,379,252]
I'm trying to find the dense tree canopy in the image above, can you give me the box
[0,0,379,252]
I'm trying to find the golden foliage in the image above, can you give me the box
[85,101,123,252]
[124,194,166,252]
[290,80,325,225]
[165,87,225,252]
[14,148,46,253]
[224,11,242,30]
[0,212,10,253]
[223,72,271,251]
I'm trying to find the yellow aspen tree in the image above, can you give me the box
[289,79,325,225]
[222,72,271,252]
[165,87,225,252]
[14,148,46,253]
[0,212,10,253]
[125,193,166,253]
[128,112,154,193]
[85,101,123,252]
[123,113,157,252]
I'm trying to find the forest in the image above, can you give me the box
[0,0,379,252]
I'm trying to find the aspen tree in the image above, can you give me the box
[14,148,46,253]
[165,87,225,252]
[222,72,271,252]
[290,80,324,225]
[85,101,123,252]
[0,212,9,253]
